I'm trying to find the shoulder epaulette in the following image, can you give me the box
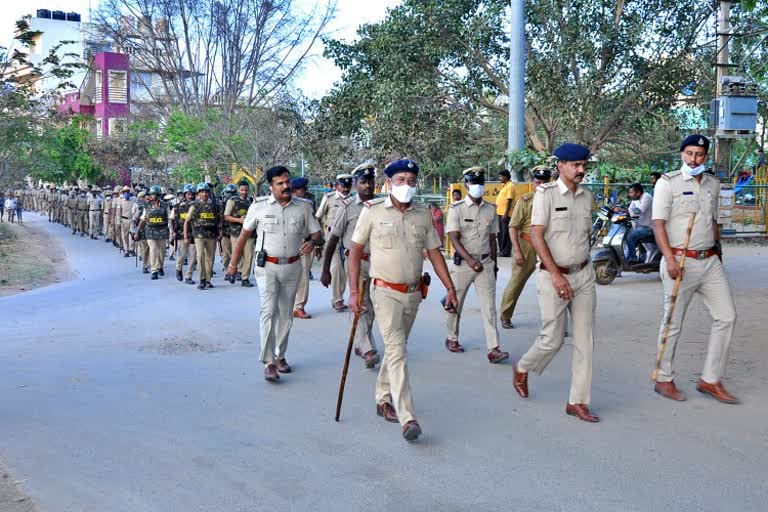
[450,201,462,208]
[294,196,310,204]
[663,171,680,179]
[253,196,269,203]
[364,197,386,208]
[536,182,557,193]
[520,192,534,202]
[325,191,335,197]
[341,196,356,207]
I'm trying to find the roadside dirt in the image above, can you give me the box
[0,461,37,512]
[0,220,72,297]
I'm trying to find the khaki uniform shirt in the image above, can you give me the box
[243,194,321,258]
[103,197,112,215]
[77,196,88,212]
[510,191,534,234]
[115,197,135,220]
[351,196,441,284]
[531,179,593,266]
[651,169,719,250]
[331,195,369,252]
[315,191,348,230]
[446,196,497,256]
[87,195,102,212]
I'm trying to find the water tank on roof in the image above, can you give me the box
[36,9,52,19]
[52,10,66,21]
[67,12,81,22]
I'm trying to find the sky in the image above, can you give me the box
[0,0,400,99]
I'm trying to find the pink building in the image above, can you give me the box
[58,52,130,139]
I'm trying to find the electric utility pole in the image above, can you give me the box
[714,0,733,175]
[508,0,526,181]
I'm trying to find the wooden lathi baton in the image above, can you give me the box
[335,279,366,422]
[652,212,696,381]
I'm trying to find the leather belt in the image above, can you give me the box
[122,216,130,219]
[520,232,532,244]
[672,247,717,260]
[540,259,589,275]
[344,249,369,261]
[373,278,420,294]
[265,254,300,265]
[89,209,99,212]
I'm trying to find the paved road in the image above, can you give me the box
[1,213,767,512]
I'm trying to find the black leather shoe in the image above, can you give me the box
[205,280,214,289]
[185,278,196,285]
[142,267,150,274]
[176,270,183,282]
[151,272,158,280]
[197,280,206,290]
[158,268,164,276]
[241,279,253,288]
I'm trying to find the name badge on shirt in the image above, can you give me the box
[265,215,276,218]
[682,191,694,196]
[463,219,474,222]
[555,207,568,211]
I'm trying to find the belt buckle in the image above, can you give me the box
[277,257,287,264]
[568,263,580,274]
[407,283,419,293]
[696,250,707,260]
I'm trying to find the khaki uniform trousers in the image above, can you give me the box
[78,211,88,233]
[220,236,232,270]
[67,209,76,228]
[656,255,736,384]
[137,239,150,267]
[194,238,216,281]
[330,248,347,305]
[147,239,167,272]
[255,260,302,364]
[176,241,197,278]
[104,214,114,240]
[346,259,377,355]
[231,235,256,280]
[294,252,313,310]
[120,218,133,251]
[446,256,500,351]
[500,237,538,321]
[518,265,596,405]
[88,211,100,237]
[373,286,421,426]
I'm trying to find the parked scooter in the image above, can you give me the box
[591,207,661,285]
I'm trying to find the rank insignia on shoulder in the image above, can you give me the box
[663,171,679,179]
[364,197,386,207]
[253,196,269,203]
[342,196,356,206]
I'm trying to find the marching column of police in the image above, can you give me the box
[21,133,741,442]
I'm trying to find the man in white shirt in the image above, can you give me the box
[616,183,653,264]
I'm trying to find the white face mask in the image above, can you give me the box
[468,184,485,198]
[390,183,417,203]
[682,162,706,176]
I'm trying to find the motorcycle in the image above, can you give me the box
[591,206,661,285]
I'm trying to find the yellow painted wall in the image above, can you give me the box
[443,181,535,255]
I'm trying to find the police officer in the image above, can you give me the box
[171,184,198,284]
[500,165,552,328]
[224,179,257,287]
[348,159,458,442]
[512,143,599,423]
[226,166,324,382]
[66,188,78,232]
[115,186,135,256]
[132,191,150,274]
[184,182,220,290]
[291,177,318,318]
[102,188,113,242]
[651,134,738,404]
[219,183,237,274]
[316,174,353,311]
[87,188,103,239]
[443,167,509,364]
[77,188,89,236]
[321,163,381,368]
[135,186,171,280]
